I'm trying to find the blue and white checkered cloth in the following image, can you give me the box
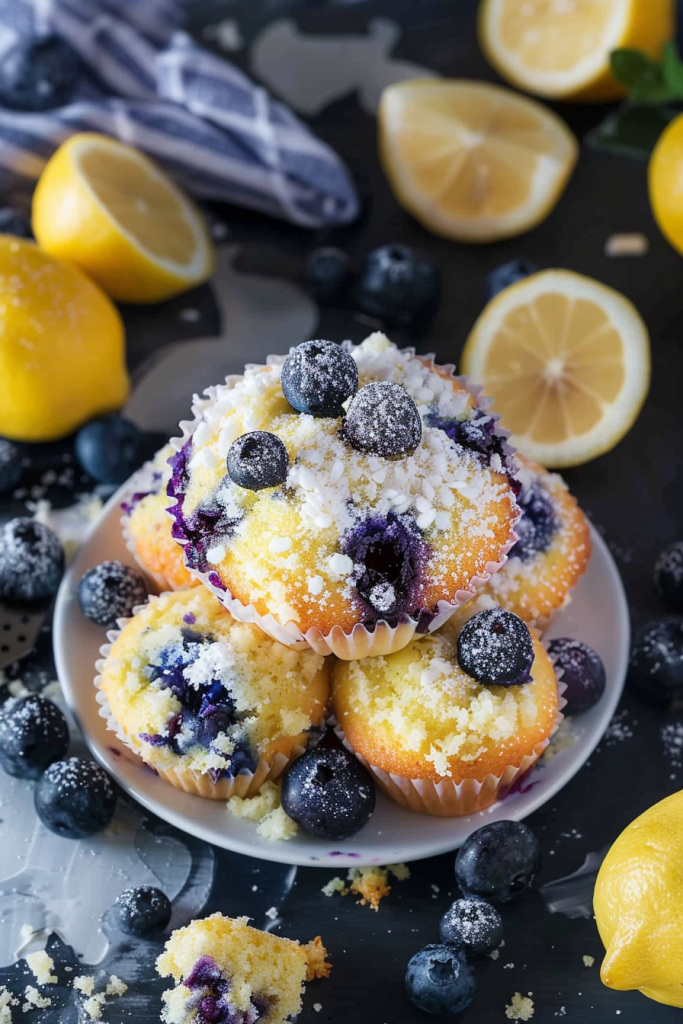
[0,0,359,228]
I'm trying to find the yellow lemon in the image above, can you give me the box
[595,790,683,1007]
[460,269,650,467]
[479,0,674,103]
[649,111,683,257]
[379,79,577,243]
[32,133,215,304]
[0,237,128,442]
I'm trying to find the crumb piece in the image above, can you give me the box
[605,233,649,257]
[257,806,298,842]
[25,950,57,985]
[321,876,346,897]
[228,781,298,841]
[265,907,279,921]
[19,925,34,943]
[0,987,19,1024]
[73,976,95,996]
[488,948,501,961]
[313,1004,322,1013]
[22,986,51,1011]
[387,863,411,881]
[7,680,28,699]
[105,976,128,997]
[83,993,106,1020]
[582,955,595,968]
[303,937,332,981]
[505,992,535,1021]
[321,864,410,909]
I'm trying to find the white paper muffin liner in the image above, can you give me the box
[120,456,181,593]
[333,616,567,817]
[94,607,306,801]
[166,349,521,659]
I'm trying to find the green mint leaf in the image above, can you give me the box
[585,102,679,161]
[662,40,683,97]
[610,48,673,104]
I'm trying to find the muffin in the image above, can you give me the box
[122,445,199,591]
[331,595,561,815]
[168,333,519,658]
[157,914,330,1024]
[96,588,329,800]
[480,455,591,626]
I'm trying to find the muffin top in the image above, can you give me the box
[157,914,309,1024]
[332,597,559,782]
[99,588,328,778]
[168,333,519,634]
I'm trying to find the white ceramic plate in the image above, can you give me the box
[53,486,629,867]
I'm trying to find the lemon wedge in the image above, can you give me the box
[33,133,215,303]
[379,79,577,243]
[461,269,650,467]
[478,0,674,102]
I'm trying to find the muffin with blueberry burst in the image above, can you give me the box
[331,595,561,815]
[122,444,200,591]
[156,914,330,1024]
[168,333,519,659]
[96,588,329,799]
[479,455,590,626]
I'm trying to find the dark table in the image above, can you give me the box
[2,1,683,1021]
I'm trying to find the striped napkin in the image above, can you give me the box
[0,0,360,228]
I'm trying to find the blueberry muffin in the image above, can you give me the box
[481,455,591,625]
[156,914,329,1024]
[122,445,199,591]
[168,333,519,658]
[97,588,329,799]
[331,596,560,815]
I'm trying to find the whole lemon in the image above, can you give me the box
[0,237,129,442]
[595,789,683,1007]
[650,113,683,258]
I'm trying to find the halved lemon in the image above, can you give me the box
[379,79,577,243]
[461,270,650,467]
[33,133,215,303]
[479,0,674,103]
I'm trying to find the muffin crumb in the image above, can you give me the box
[582,955,595,968]
[320,864,410,910]
[303,937,332,981]
[22,986,51,1011]
[505,992,535,1021]
[24,950,57,985]
[0,987,18,1024]
[227,781,298,841]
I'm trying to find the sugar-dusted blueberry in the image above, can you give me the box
[457,608,534,688]
[281,748,375,840]
[343,381,421,458]
[0,35,80,111]
[76,415,144,486]
[455,820,541,903]
[0,438,22,494]
[629,617,683,709]
[227,431,289,490]
[439,898,503,957]
[405,944,476,1017]
[655,542,683,611]
[484,259,538,303]
[281,339,358,417]
[548,637,606,714]
[78,560,148,629]
[0,695,69,780]
[113,885,172,938]
[0,518,64,603]
[303,248,350,303]
[355,244,441,328]
[0,208,32,239]
[35,757,117,839]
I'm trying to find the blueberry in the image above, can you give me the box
[629,617,683,709]
[547,637,606,714]
[281,339,358,417]
[227,431,289,490]
[405,944,476,1016]
[511,483,558,561]
[76,415,144,486]
[0,35,80,111]
[355,244,441,328]
[439,898,503,957]
[343,381,421,458]
[457,608,534,688]
[281,748,375,840]
[655,542,683,611]
[484,259,538,303]
[0,518,64,603]
[0,208,32,239]
[0,439,22,494]
[78,560,148,629]
[303,248,350,303]
[455,820,541,903]
[34,757,117,839]
[0,695,69,780]
[113,885,172,938]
